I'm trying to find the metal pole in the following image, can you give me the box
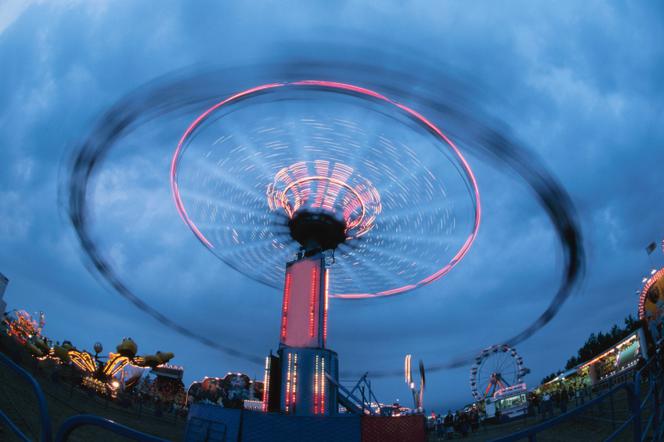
[609,376,615,431]
[654,373,660,437]
[633,372,642,441]
[361,386,366,414]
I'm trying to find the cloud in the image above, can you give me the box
[0,0,37,35]
[0,0,662,410]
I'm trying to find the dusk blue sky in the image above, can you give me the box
[1,1,663,412]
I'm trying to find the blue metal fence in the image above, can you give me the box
[0,351,52,442]
[0,351,166,442]
[55,414,168,442]
[491,350,664,442]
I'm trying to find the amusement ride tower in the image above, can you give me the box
[170,81,481,416]
[263,163,382,415]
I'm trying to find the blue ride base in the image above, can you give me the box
[185,403,361,441]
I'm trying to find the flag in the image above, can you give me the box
[646,242,657,255]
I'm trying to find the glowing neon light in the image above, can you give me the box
[281,273,292,341]
[321,357,325,414]
[405,354,412,384]
[314,355,319,414]
[638,268,664,320]
[262,356,271,412]
[268,171,378,238]
[285,352,292,412]
[103,354,130,377]
[69,350,96,373]
[292,353,298,413]
[323,268,329,345]
[5,311,44,345]
[310,267,317,338]
[283,351,299,413]
[577,333,640,370]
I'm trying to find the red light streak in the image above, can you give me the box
[262,356,270,412]
[405,354,412,384]
[310,267,317,338]
[283,352,298,413]
[638,268,664,320]
[281,273,292,341]
[323,268,329,345]
[291,353,298,412]
[313,354,326,414]
[171,83,284,249]
[285,352,292,412]
[321,357,325,414]
[277,175,369,232]
[314,355,319,414]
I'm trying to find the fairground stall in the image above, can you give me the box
[484,383,528,420]
[540,329,647,393]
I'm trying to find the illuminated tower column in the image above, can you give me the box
[280,254,328,348]
[275,253,339,416]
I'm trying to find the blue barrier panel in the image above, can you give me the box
[185,403,241,442]
[241,410,361,442]
[184,404,362,442]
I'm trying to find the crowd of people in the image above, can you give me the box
[528,382,592,418]
[426,381,597,439]
[429,407,480,439]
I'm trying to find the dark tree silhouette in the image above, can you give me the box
[541,371,563,385]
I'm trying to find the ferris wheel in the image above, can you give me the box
[469,344,528,401]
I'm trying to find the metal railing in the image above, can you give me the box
[55,415,168,442]
[0,351,53,442]
[0,350,167,442]
[492,352,664,441]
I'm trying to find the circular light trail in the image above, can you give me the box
[638,268,664,322]
[170,80,482,299]
[267,162,382,239]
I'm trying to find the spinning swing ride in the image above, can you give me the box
[67,57,584,418]
[170,80,480,414]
